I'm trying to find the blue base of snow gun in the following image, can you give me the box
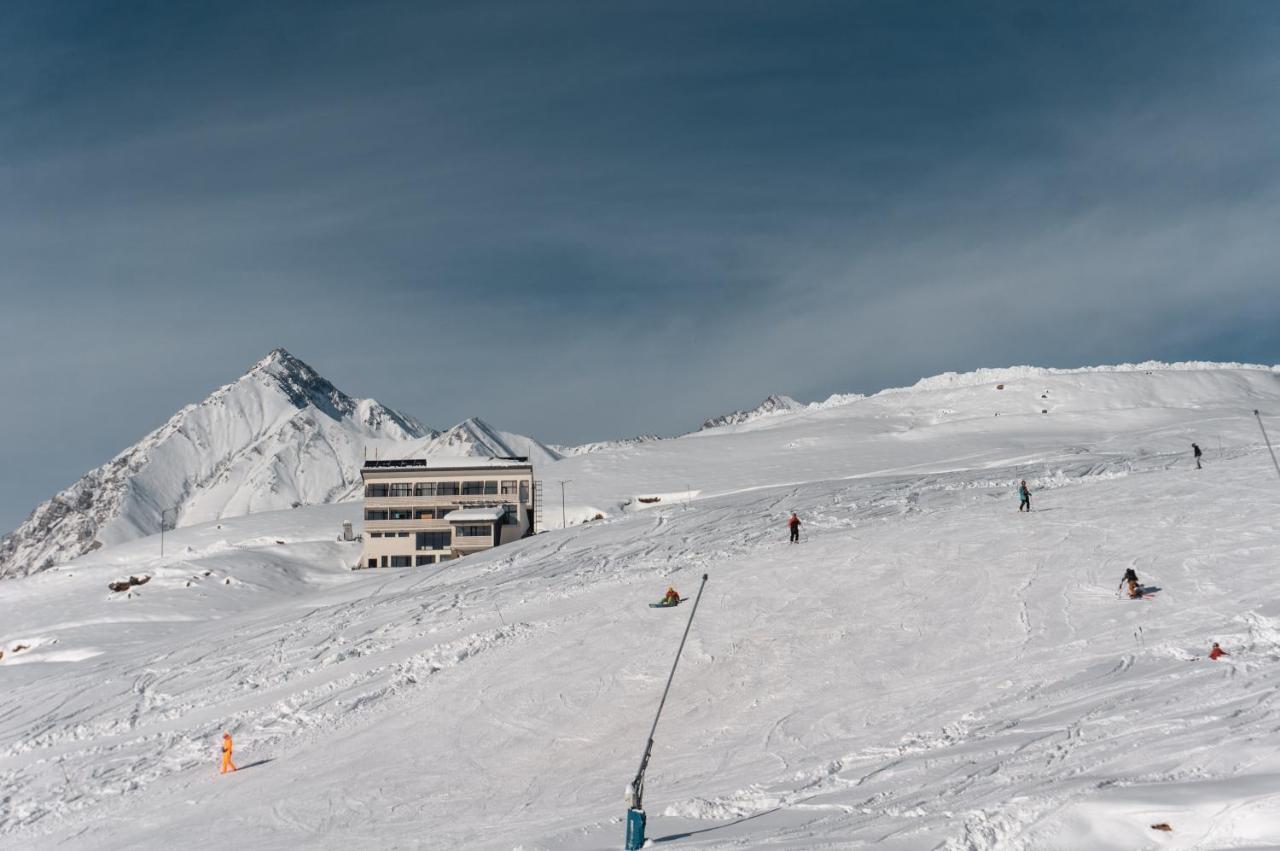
[625,807,646,850]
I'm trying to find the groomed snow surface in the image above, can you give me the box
[2,365,1280,850]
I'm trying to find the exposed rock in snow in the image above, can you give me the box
[700,394,807,431]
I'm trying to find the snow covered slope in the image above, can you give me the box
[552,363,1280,524]
[3,363,1280,850]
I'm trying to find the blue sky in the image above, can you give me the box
[2,1,1279,531]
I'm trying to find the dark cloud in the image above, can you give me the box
[2,1,1279,529]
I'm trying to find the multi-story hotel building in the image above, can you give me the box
[359,457,540,568]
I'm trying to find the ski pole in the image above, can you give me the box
[1255,410,1280,482]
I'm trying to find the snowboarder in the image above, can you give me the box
[1017,480,1031,512]
[788,512,802,543]
[1118,567,1141,599]
[220,732,237,774]
[1192,443,1202,470]
[1209,642,1229,660]
[662,586,680,606]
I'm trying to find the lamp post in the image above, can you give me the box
[558,480,571,529]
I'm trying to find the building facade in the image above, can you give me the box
[359,458,539,568]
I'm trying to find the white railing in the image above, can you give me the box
[364,519,452,532]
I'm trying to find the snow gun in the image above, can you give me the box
[625,572,709,850]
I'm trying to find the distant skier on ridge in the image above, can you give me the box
[1192,443,1203,470]
[788,512,802,543]
[1017,480,1032,512]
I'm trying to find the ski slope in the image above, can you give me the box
[2,364,1280,850]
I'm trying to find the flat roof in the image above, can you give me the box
[444,507,506,522]
[363,456,530,471]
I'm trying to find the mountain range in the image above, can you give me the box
[0,350,572,579]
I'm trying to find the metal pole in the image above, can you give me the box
[627,572,709,830]
[1255,410,1280,481]
[559,480,570,529]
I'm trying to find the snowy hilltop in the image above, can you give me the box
[407,416,563,467]
[700,393,807,430]
[0,350,560,580]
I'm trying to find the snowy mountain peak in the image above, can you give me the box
[700,393,807,430]
[0,350,432,579]
[414,417,564,466]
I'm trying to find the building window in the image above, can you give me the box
[502,504,518,525]
[366,484,389,497]
[367,558,376,568]
[390,556,412,568]
[461,481,485,495]
[389,483,413,497]
[414,482,435,497]
[365,509,388,521]
[369,532,383,538]
[389,508,414,521]
[457,524,491,538]
[416,555,436,566]
[520,481,529,503]
[501,480,517,495]
[415,531,451,550]
[437,481,459,496]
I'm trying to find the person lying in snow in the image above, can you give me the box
[1119,567,1142,598]
[1209,642,1229,660]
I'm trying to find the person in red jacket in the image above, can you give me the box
[787,512,801,543]
[1209,642,1229,660]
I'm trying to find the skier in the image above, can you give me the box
[662,586,680,606]
[1017,480,1031,512]
[787,512,802,543]
[1118,567,1142,599]
[220,732,237,774]
[1209,642,1229,660]
[1192,443,1202,470]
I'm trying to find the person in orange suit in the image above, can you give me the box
[1208,642,1229,661]
[221,732,237,774]
[662,586,680,606]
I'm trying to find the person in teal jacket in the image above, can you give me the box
[1018,480,1031,512]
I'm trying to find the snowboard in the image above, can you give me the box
[649,598,686,608]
